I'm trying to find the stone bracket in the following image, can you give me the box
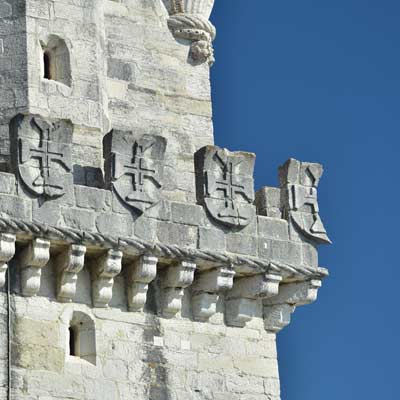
[227,273,282,300]
[191,266,235,322]
[92,249,123,308]
[263,280,322,333]
[0,233,16,288]
[161,260,196,318]
[56,244,87,302]
[20,238,50,296]
[127,254,158,312]
[225,272,282,327]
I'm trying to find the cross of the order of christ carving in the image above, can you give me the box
[213,154,249,223]
[106,131,167,214]
[118,142,160,201]
[14,115,73,199]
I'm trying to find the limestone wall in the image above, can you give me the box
[0,0,28,170]
[6,267,280,400]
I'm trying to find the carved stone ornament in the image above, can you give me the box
[280,158,331,244]
[164,0,216,65]
[263,280,322,333]
[20,238,51,296]
[0,233,16,288]
[56,244,87,303]
[10,114,73,199]
[104,130,167,214]
[91,249,123,308]
[195,146,256,228]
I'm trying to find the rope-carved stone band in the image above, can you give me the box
[168,13,216,65]
[0,216,328,280]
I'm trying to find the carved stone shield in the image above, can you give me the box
[195,146,256,228]
[280,159,331,244]
[10,114,73,199]
[103,130,167,213]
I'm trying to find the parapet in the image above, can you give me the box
[0,113,330,332]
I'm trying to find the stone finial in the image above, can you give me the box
[161,260,196,318]
[91,249,123,307]
[20,238,51,296]
[195,146,256,229]
[279,158,331,244]
[225,273,282,327]
[191,266,235,321]
[0,233,16,287]
[10,114,73,199]
[103,130,167,214]
[164,0,216,65]
[56,244,86,302]
[127,255,158,312]
[263,280,322,333]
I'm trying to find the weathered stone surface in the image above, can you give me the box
[10,114,73,199]
[279,158,331,244]
[255,187,282,218]
[103,130,167,214]
[195,146,256,228]
[0,233,15,287]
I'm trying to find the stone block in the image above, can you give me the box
[258,239,302,266]
[75,185,111,212]
[171,201,204,226]
[156,222,198,248]
[96,212,132,237]
[302,242,318,267]
[255,186,282,218]
[257,216,289,241]
[198,227,226,252]
[62,207,96,231]
[32,200,61,226]
[145,200,171,221]
[0,172,15,194]
[226,233,258,256]
[134,216,158,242]
[0,194,31,220]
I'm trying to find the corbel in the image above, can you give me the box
[263,279,322,333]
[56,244,86,302]
[161,260,196,318]
[191,266,235,322]
[20,238,50,296]
[127,254,158,312]
[0,233,16,288]
[91,249,122,307]
[225,272,283,327]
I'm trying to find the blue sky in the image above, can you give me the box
[211,1,399,399]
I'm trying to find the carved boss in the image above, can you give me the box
[103,130,167,213]
[195,146,256,228]
[10,114,73,199]
[279,158,331,244]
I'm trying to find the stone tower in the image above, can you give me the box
[0,1,330,399]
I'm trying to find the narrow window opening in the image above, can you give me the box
[43,51,51,80]
[67,312,96,365]
[40,35,71,87]
[69,326,76,356]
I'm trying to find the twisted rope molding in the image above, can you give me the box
[0,216,328,279]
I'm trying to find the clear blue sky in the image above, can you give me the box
[211,1,399,399]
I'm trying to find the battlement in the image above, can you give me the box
[0,112,329,332]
